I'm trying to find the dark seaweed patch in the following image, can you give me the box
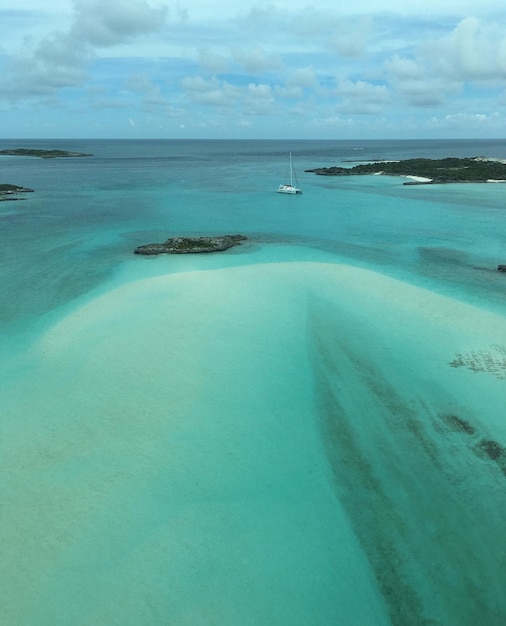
[449,345,506,379]
[439,414,476,435]
[475,439,506,461]
[473,439,506,476]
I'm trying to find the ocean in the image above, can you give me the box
[1,139,505,625]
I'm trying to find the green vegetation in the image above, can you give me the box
[0,183,33,194]
[1,184,24,192]
[170,237,214,250]
[0,148,92,158]
[306,157,506,183]
[134,234,247,255]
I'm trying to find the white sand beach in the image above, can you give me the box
[403,175,433,182]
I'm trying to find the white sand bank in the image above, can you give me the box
[403,175,433,182]
[2,260,506,625]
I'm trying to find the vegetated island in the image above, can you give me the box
[134,234,247,255]
[0,183,34,201]
[305,157,506,184]
[0,148,92,158]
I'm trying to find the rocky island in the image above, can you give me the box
[0,183,34,200]
[134,234,247,255]
[0,148,92,158]
[306,157,506,184]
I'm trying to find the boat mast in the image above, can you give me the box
[289,152,293,187]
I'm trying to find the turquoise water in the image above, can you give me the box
[1,140,506,625]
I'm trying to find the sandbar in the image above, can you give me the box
[2,259,506,624]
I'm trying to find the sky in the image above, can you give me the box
[1,0,506,139]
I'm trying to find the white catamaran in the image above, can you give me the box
[276,153,302,194]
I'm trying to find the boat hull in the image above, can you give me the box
[276,185,302,194]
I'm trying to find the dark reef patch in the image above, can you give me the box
[134,234,247,255]
[439,414,476,435]
[449,345,506,379]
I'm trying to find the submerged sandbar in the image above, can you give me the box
[3,257,506,624]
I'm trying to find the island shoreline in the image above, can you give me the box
[305,156,506,184]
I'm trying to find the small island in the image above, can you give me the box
[134,234,247,255]
[0,148,92,158]
[0,183,34,200]
[306,157,506,184]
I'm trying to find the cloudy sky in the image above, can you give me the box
[1,0,506,139]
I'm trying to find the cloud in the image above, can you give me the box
[231,46,283,73]
[197,49,230,74]
[382,16,506,109]
[398,80,456,107]
[336,79,390,114]
[2,34,90,100]
[0,0,167,101]
[426,111,504,131]
[275,85,304,99]
[384,55,461,107]
[242,83,275,115]
[327,16,373,58]
[181,75,275,115]
[72,0,167,47]
[1,1,506,137]
[182,76,242,108]
[384,55,421,81]
[421,17,506,81]
[286,66,319,89]
[125,72,185,116]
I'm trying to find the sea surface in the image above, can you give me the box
[1,139,506,625]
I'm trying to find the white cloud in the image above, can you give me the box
[384,55,421,81]
[2,34,90,100]
[384,54,462,107]
[402,80,458,107]
[422,17,506,81]
[381,16,506,111]
[72,0,167,47]
[275,85,304,99]
[327,16,373,58]
[181,75,275,116]
[0,0,167,101]
[1,0,506,137]
[336,79,390,114]
[242,83,275,115]
[197,49,230,73]
[286,66,319,89]
[182,76,237,107]
[426,111,504,130]
[5,0,168,50]
[231,46,283,74]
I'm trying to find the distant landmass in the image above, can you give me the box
[0,149,91,199]
[0,183,34,200]
[305,157,506,184]
[0,148,92,158]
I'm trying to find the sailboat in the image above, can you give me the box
[276,152,302,194]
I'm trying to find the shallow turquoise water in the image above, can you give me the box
[1,140,506,625]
